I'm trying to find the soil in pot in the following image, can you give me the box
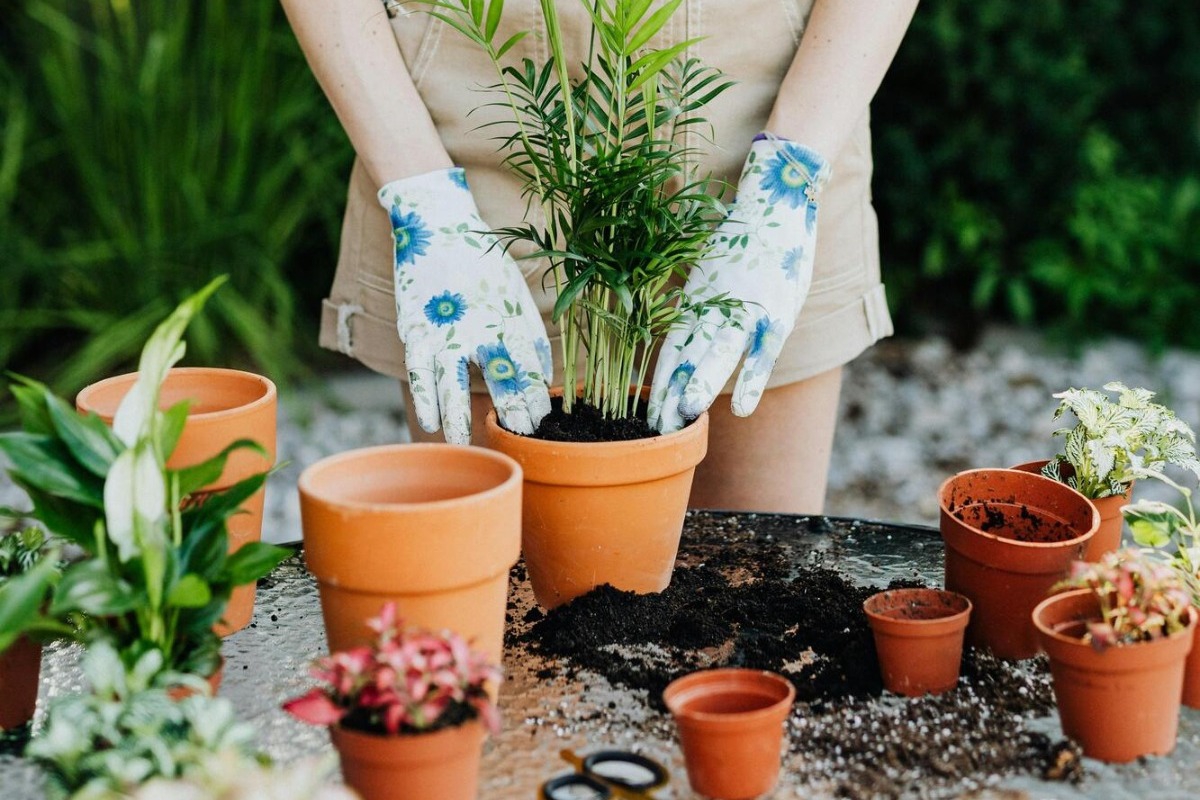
[953,500,1080,543]
[516,513,1083,799]
[532,396,658,442]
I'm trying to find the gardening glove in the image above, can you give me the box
[379,168,553,444]
[648,134,831,434]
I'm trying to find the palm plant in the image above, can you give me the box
[425,0,737,421]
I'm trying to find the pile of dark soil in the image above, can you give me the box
[520,517,1082,797]
[532,396,657,442]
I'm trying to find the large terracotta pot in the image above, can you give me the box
[299,444,521,664]
[939,468,1098,660]
[1011,459,1131,561]
[0,636,41,731]
[863,588,972,697]
[483,400,708,609]
[77,367,277,635]
[331,720,485,800]
[1033,589,1195,762]
[663,668,794,800]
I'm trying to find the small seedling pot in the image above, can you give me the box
[1033,589,1195,763]
[939,468,1098,659]
[331,719,485,800]
[1010,459,1130,562]
[299,444,521,666]
[863,588,972,697]
[77,367,278,636]
[663,668,794,800]
[0,636,41,731]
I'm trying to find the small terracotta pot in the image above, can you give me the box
[1183,636,1200,709]
[939,468,1098,660]
[165,659,226,701]
[1011,459,1131,561]
[663,668,794,800]
[483,393,708,609]
[863,588,972,697]
[331,720,484,800]
[1033,589,1195,762]
[299,444,521,665]
[77,367,277,636]
[0,636,42,731]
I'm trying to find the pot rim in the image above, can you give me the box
[663,667,795,725]
[483,405,706,453]
[938,468,1099,550]
[1010,459,1134,503]
[1032,588,1198,648]
[77,367,277,423]
[297,442,522,513]
[863,588,973,628]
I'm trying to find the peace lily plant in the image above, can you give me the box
[0,278,289,677]
[424,0,739,422]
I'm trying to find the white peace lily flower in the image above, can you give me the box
[103,442,167,563]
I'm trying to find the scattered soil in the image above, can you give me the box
[519,513,1082,798]
[532,396,657,442]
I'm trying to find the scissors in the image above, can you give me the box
[539,748,670,799]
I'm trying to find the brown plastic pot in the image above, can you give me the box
[863,588,972,697]
[483,393,708,609]
[1011,459,1131,561]
[0,636,41,731]
[1184,637,1200,709]
[299,444,521,664]
[77,367,277,636]
[331,720,484,800]
[939,468,1098,660]
[1033,589,1195,762]
[663,668,794,800]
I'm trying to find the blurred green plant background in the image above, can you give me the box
[0,0,1197,400]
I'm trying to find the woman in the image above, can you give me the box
[281,0,918,513]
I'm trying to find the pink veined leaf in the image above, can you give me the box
[1087,621,1117,652]
[384,702,405,735]
[1115,570,1135,603]
[367,602,399,637]
[470,695,502,736]
[282,689,347,726]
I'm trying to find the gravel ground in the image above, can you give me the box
[5,325,1200,542]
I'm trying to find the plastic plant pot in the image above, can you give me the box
[1010,459,1130,562]
[863,588,972,697]
[331,719,485,800]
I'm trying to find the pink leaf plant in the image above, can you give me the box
[283,603,501,736]
[1054,548,1194,651]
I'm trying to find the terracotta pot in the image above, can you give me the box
[1011,459,1131,561]
[299,444,521,664]
[165,659,226,701]
[483,396,708,609]
[863,588,972,697]
[663,668,794,800]
[1184,635,1200,709]
[939,468,1098,660]
[1033,589,1195,762]
[77,367,277,636]
[0,636,41,731]
[331,720,484,800]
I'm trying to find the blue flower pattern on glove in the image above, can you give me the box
[747,317,784,359]
[388,209,433,266]
[456,357,470,391]
[477,342,530,396]
[449,169,469,191]
[781,247,803,281]
[759,143,825,210]
[424,291,467,326]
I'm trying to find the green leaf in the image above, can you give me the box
[7,376,54,435]
[179,515,228,581]
[50,560,140,617]
[626,0,684,54]
[181,472,267,544]
[484,0,503,41]
[11,481,100,548]
[0,555,58,652]
[175,439,267,499]
[167,573,212,608]
[0,433,105,507]
[47,392,123,478]
[222,542,291,586]
[157,400,191,465]
[495,30,528,59]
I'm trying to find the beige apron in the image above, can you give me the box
[319,0,893,390]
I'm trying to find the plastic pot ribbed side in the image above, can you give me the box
[863,588,972,697]
[332,721,484,800]
[1010,460,1130,561]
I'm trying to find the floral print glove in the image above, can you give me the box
[648,134,831,433]
[379,168,553,444]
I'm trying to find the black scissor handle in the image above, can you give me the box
[540,773,613,800]
[581,751,670,792]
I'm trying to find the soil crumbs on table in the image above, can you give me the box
[520,515,1083,798]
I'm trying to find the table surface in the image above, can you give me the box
[4,511,1200,799]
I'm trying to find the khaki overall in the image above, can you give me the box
[319,0,893,391]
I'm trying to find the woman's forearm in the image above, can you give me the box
[766,0,919,161]
[280,0,452,186]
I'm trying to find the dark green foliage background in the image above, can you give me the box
[0,0,1197,399]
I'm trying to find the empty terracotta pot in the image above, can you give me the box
[1010,459,1131,561]
[299,444,521,665]
[1033,589,1195,762]
[332,720,484,800]
[663,668,794,800]
[939,468,1098,660]
[77,367,277,635]
[483,399,708,609]
[863,588,972,697]
[0,636,41,731]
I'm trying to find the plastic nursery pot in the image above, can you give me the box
[663,668,795,800]
[76,367,278,636]
[1011,459,1131,562]
[298,444,521,664]
[0,636,42,731]
[331,720,485,800]
[939,468,1098,660]
[1033,589,1196,763]
[863,588,972,697]
[483,390,708,610]
[1184,637,1200,709]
